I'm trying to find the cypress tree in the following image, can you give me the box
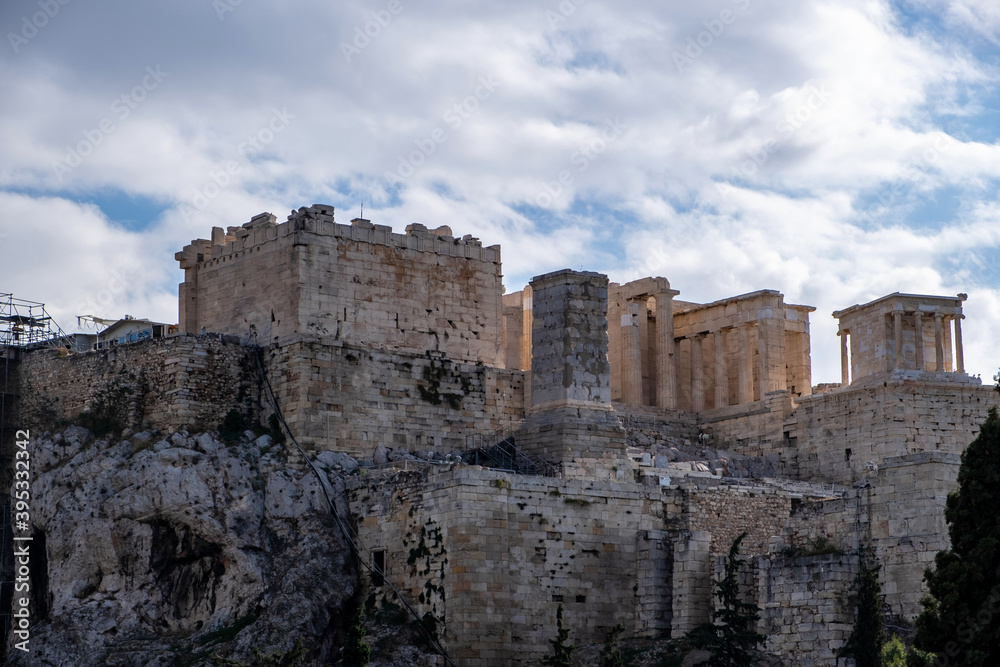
[841,547,886,667]
[914,406,1000,665]
[688,532,766,666]
[599,623,625,667]
[541,603,576,667]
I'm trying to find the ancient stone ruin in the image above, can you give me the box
[17,204,1000,666]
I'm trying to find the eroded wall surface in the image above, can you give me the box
[177,206,504,366]
[348,465,857,666]
[265,337,525,458]
[19,334,250,434]
[792,378,995,484]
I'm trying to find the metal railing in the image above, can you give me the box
[463,423,558,477]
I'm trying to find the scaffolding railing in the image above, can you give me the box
[0,293,67,350]
[463,422,559,477]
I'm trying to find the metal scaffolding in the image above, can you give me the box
[0,293,66,658]
[0,293,67,349]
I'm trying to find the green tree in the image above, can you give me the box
[881,635,907,667]
[599,623,625,667]
[688,532,766,667]
[541,603,576,667]
[842,547,886,667]
[341,607,370,666]
[914,406,1000,665]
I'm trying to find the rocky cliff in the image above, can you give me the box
[13,426,360,666]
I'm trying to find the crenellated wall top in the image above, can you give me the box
[175,203,501,270]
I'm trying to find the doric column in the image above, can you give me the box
[954,315,965,373]
[934,313,945,372]
[757,323,769,399]
[691,333,706,412]
[738,324,754,404]
[655,290,680,409]
[521,285,533,371]
[913,311,924,371]
[839,329,850,386]
[714,328,728,409]
[893,309,903,370]
[621,301,642,405]
[675,338,683,406]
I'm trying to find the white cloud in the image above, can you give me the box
[0,0,998,385]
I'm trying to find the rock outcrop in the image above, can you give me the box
[14,426,358,666]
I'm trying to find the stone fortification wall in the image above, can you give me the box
[349,466,672,666]
[265,337,525,459]
[696,391,797,475]
[792,378,996,484]
[749,554,858,665]
[348,465,832,665]
[18,334,250,434]
[871,453,958,618]
[177,205,504,365]
[777,452,960,620]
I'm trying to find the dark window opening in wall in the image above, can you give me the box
[552,594,563,602]
[845,448,852,462]
[371,550,385,587]
[791,498,803,514]
[575,595,586,603]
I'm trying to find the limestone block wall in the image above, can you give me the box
[348,466,678,666]
[778,453,960,621]
[527,270,611,409]
[517,270,626,464]
[347,466,827,665]
[792,378,997,484]
[696,392,797,472]
[177,205,504,365]
[870,453,959,618]
[18,334,251,433]
[751,554,858,666]
[684,485,792,556]
[264,337,525,459]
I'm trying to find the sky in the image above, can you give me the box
[1,0,998,384]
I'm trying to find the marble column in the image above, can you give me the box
[655,290,679,409]
[691,333,706,412]
[738,324,754,404]
[622,301,643,405]
[714,328,728,409]
[521,285,533,371]
[954,316,965,373]
[893,310,903,370]
[913,311,924,371]
[934,313,945,372]
[839,329,850,386]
